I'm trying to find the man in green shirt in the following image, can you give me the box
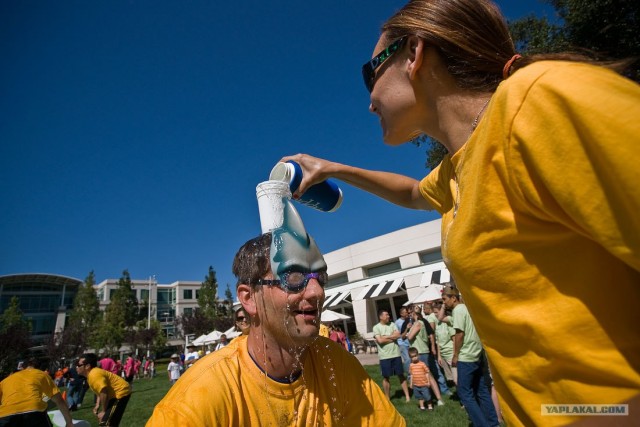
[373,309,411,402]
[443,285,497,427]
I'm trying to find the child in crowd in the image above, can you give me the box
[408,347,444,410]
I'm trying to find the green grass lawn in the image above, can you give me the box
[66,362,470,426]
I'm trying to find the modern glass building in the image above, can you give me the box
[0,273,83,345]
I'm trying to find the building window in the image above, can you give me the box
[327,273,348,289]
[109,289,117,300]
[420,249,443,265]
[195,290,200,299]
[366,260,401,277]
[140,289,149,301]
[183,289,193,300]
[183,307,193,316]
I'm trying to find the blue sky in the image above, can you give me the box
[1,1,554,294]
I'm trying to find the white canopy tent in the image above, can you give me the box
[223,326,242,339]
[321,309,351,322]
[191,334,209,346]
[202,330,223,345]
[405,284,444,305]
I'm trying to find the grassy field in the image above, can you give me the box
[66,361,470,426]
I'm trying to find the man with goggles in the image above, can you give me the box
[148,232,405,426]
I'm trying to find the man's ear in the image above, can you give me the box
[407,36,426,81]
[237,283,258,317]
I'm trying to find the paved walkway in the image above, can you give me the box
[354,351,379,366]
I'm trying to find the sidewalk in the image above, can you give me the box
[354,352,379,366]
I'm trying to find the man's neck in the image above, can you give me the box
[247,332,310,380]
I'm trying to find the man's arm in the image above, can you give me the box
[51,393,74,427]
[94,388,109,421]
[452,330,464,367]
[375,330,400,344]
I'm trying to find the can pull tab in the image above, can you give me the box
[270,161,343,212]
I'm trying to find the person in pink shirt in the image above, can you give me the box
[99,356,115,374]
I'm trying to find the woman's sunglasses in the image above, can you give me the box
[361,37,407,92]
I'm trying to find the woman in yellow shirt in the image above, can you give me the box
[283,0,640,425]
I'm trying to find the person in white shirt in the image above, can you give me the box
[214,334,228,351]
[167,354,182,384]
[184,344,199,368]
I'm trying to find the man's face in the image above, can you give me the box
[75,358,89,377]
[379,311,391,324]
[442,294,455,309]
[253,268,325,348]
[399,308,408,319]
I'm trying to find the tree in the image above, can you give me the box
[198,267,219,321]
[125,319,167,357]
[0,296,32,378]
[175,310,215,338]
[95,270,138,352]
[510,0,639,78]
[423,0,639,167]
[68,271,101,352]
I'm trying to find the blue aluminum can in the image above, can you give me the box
[269,161,343,212]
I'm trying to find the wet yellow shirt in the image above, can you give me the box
[147,335,405,426]
[0,368,59,417]
[87,367,131,400]
[420,61,640,426]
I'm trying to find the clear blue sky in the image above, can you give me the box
[0,1,555,294]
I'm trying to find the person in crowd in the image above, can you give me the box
[184,344,199,369]
[123,355,135,384]
[234,307,250,336]
[395,307,411,375]
[433,301,457,385]
[147,229,405,426]
[77,353,132,427]
[335,326,349,352]
[113,358,122,377]
[66,360,86,411]
[406,307,443,405]
[167,354,182,385]
[134,356,142,380]
[421,302,451,396]
[280,0,639,423]
[373,309,411,403]
[408,347,435,411]
[0,358,74,427]
[214,334,228,351]
[54,367,64,387]
[443,285,497,426]
[99,355,116,375]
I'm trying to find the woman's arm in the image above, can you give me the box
[280,154,433,210]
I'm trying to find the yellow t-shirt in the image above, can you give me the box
[0,368,59,417]
[147,335,405,426]
[87,367,131,400]
[420,61,640,426]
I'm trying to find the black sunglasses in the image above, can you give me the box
[236,316,247,322]
[361,37,407,92]
[256,270,329,293]
[76,362,87,367]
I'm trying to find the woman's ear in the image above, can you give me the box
[407,36,426,81]
[237,283,258,317]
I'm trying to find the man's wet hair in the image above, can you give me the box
[232,233,272,288]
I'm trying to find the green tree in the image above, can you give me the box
[198,267,219,321]
[423,0,639,168]
[96,270,139,352]
[69,271,101,350]
[0,296,32,378]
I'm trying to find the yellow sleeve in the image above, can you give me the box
[509,63,640,271]
[419,155,455,215]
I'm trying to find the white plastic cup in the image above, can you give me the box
[256,180,292,234]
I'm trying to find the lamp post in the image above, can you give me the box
[147,275,155,357]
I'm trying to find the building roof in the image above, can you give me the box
[0,273,83,287]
